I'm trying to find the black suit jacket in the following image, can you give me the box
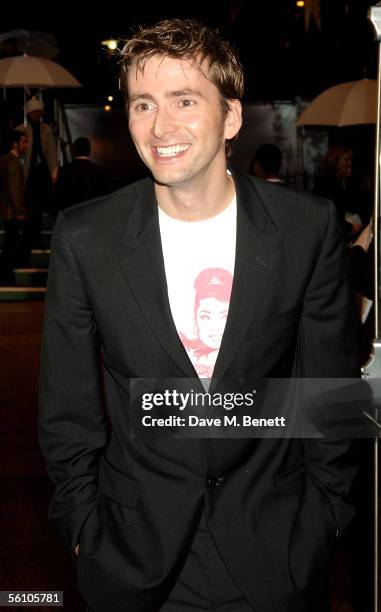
[39,172,359,612]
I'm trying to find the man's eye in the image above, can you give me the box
[135,102,153,112]
[179,99,194,107]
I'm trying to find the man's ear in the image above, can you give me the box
[224,99,242,140]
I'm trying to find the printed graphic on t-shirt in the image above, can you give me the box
[179,268,233,378]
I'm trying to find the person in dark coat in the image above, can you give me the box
[315,144,367,239]
[55,137,110,210]
[250,143,283,184]
[39,19,360,612]
[0,129,28,284]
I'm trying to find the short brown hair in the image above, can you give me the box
[119,19,244,156]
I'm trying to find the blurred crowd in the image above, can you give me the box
[0,97,109,284]
[250,141,375,366]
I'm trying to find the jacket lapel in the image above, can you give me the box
[119,179,198,379]
[213,172,280,380]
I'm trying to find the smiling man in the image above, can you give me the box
[39,19,359,612]
[126,53,241,220]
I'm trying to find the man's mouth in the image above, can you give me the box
[153,144,191,158]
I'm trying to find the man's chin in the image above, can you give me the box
[151,169,193,188]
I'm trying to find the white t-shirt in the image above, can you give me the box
[159,196,237,378]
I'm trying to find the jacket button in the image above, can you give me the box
[206,476,224,489]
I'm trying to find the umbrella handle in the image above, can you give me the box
[23,87,26,127]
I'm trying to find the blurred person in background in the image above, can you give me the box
[315,144,369,239]
[0,129,28,284]
[55,137,109,211]
[250,143,283,184]
[16,97,58,252]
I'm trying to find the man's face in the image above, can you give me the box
[17,135,28,155]
[127,55,241,189]
[28,110,43,123]
[336,152,352,179]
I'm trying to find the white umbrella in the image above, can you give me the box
[0,55,81,88]
[0,55,81,125]
[296,79,377,127]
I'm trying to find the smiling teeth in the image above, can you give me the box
[155,144,189,157]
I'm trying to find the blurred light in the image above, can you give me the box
[101,39,119,51]
[104,105,112,112]
[296,1,305,6]
[107,96,114,102]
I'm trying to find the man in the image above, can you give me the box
[0,130,28,284]
[17,98,58,186]
[17,97,58,250]
[39,19,359,612]
[315,144,364,238]
[251,143,283,183]
[55,137,109,211]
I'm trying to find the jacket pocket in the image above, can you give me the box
[288,477,337,591]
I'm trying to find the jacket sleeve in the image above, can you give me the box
[39,212,108,552]
[7,157,25,217]
[298,199,360,537]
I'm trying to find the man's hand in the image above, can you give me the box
[74,544,79,557]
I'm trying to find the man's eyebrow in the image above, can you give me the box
[128,88,205,104]
[128,93,155,104]
[167,88,205,99]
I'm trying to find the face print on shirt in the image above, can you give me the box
[179,267,233,378]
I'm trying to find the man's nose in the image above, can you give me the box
[151,106,176,139]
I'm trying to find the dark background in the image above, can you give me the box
[1,0,379,105]
[2,0,378,189]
